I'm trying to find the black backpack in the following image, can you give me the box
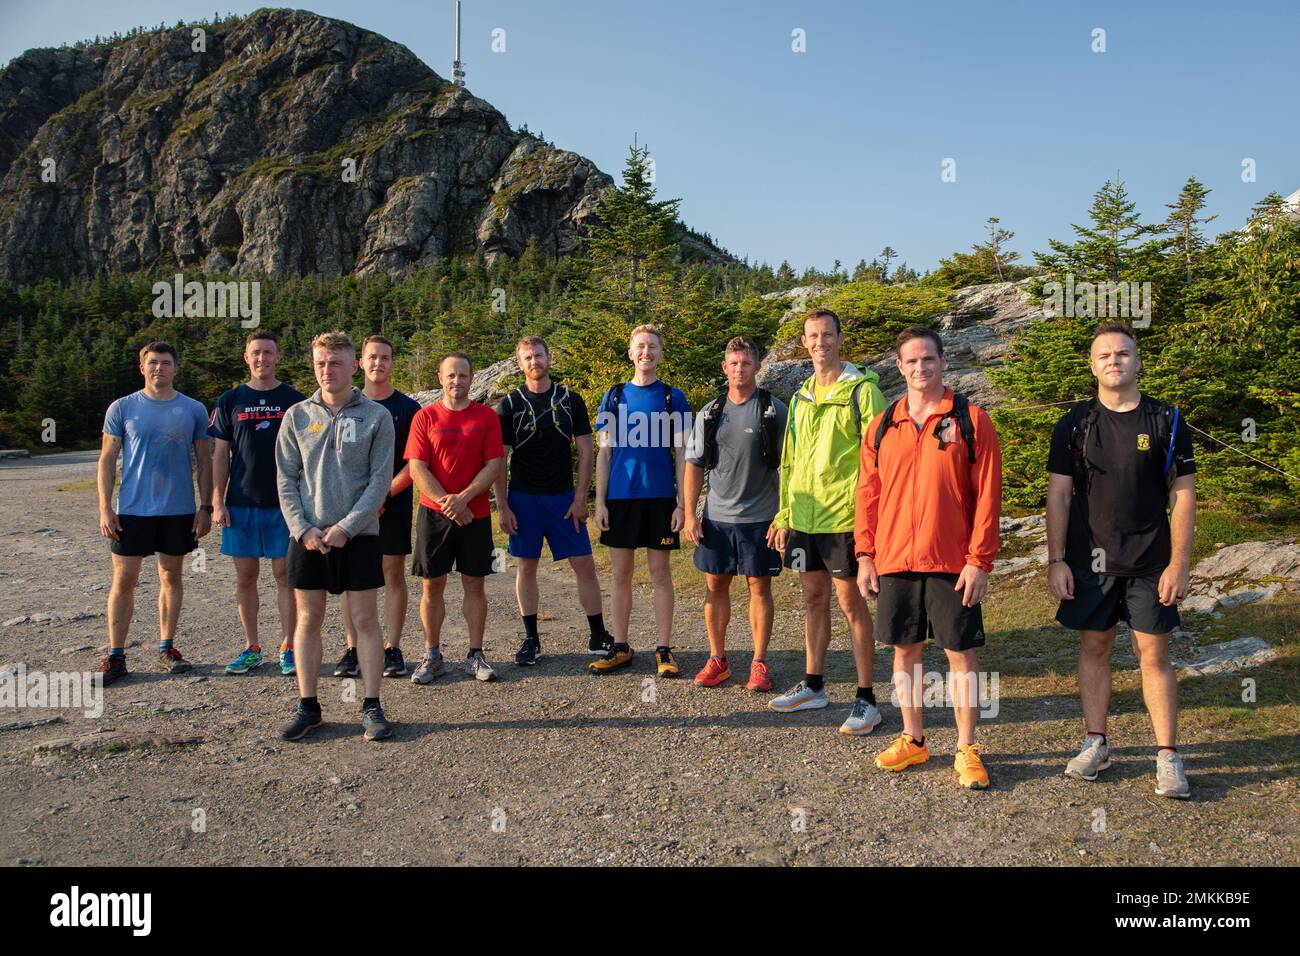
[874,392,977,464]
[1066,395,1182,494]
[698,388,782,471]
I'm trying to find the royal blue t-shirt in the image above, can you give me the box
[103,390,210,516]
[208,382,306,509]
[595,380,691,500]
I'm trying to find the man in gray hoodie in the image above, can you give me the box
[275,331,395,741]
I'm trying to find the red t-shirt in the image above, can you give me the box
[405,401,505,518]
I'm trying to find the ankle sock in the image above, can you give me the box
[425,646,441,662]
[805,673,824,692]
[362,697,380,711]
[523,614,539,641]
[300,696,320,713]
[856,686,876,705]
[159,639,173,653]
[587,613,606,638]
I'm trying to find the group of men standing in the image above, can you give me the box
[94,311,1195,796]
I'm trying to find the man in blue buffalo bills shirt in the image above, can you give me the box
[96,341,213,685]
[209,330,306,677]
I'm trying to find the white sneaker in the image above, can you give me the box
[467,650,497,682]
[1065,735,1111,781]
[839,697,882,735]
[1154,749,1190,799]
[768,680,828,713]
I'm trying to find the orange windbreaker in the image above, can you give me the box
[854,388,1002,575]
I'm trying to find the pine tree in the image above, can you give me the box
[1160,177,1215,283]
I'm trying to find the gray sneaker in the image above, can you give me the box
[1154,749,1191,799]
[839,697,882,735]
[769,680,828,713]
[1065,735,1111,781]
[467,650,497,682]
[410,652,444,685]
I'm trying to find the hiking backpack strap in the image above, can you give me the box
[850,381,865,441]
[949,392,977,465]
[873,398,904,461]
[757,387,781,469]
[1068,398,1098,493]
[700,392,727,471]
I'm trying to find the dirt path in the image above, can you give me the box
[1,452,1295,866]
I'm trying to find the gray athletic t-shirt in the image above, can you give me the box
[686,391,787,524]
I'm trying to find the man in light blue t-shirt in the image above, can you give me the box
[96,341,212,685]
[591,324,692,677]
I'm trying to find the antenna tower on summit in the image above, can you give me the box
[452,1,466,87]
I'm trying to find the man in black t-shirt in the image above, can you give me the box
[336,335,423,681]
[1045,321,1196,799]
[209,331,306,677]
[492,336,616,666]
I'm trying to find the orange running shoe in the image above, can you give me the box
[746,659,774,692]
[954,743,989,790]
[693,656,731,687]
[874,734,930,772]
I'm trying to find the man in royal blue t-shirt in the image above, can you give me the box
[591,324,692,676]
[209,331,306,677]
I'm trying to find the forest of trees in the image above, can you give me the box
[0,146,1294,518]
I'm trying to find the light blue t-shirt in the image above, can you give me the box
[103,390,210,516]
[595,380,691,500]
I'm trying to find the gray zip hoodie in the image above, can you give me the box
[276,387,394,541]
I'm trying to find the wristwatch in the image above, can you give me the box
[200,505,214,514]
[1048,556,1066,565]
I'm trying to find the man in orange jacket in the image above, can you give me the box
[854,327,1002,789]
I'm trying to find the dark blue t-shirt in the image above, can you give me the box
[595,380,691,500]
[373,389,422,514]
[208,383,306,509]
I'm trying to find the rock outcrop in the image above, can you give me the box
[757,278,1045,403]
[0,9,617,282]
[410,356,521,408]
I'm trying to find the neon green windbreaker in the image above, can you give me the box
[774,362,887,534]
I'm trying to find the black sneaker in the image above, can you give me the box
[333,647,359,678]
[362,704,394,741]
[588,631,614,656]
[383,645,408,677]
[280,703,323,741]
[96,654,128,686]
[515,636,541,666]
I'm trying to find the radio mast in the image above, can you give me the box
[452,1,466,87]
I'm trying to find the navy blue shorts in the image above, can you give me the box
[692,517,782,578]
[507,491,592,561]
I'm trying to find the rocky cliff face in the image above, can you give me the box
[0,8,614,282]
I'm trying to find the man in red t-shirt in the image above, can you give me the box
[405,352,505,684]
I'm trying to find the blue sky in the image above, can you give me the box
[3,0,1298,272]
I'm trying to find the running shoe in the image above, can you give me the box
[875,733,930,772]
[955,743,989,789]
[589,644,634,674]
[467,649,497,682]
[768,680,828,712]
[279,646,296,676]
[693,656,731,687]
[588,631,615,656]
[383,645,408,677]
[159,647,192,674]
[656,647,680,678]
[225,647,263,675]
[1064,736,1111,781]
[839,697,883,735]
[746,660,774,692]
[515,636,541,667]
[333,647,359,678]
[411,653,443,684]
[362,704,394,741]
[97,654,128,687]
[280,703,323,741]
[1155,750,1191,799]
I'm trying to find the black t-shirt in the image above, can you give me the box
[496,385,592,494]
[209,382,306,508]
[1047,396,1196,577]
[374,389,422,514]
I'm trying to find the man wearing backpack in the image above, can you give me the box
[855,327,1003,789]
[768,309,888,734]
[683,336,788,691]
[1047,321,1196,799]
[494,336,617,666]
[592,325,692,676]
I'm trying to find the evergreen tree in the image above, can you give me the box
[1160,177,1216,284]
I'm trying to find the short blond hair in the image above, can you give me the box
[311,331,355,355]
[629,324,663,347]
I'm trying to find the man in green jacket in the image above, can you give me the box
[768,309,888,735]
